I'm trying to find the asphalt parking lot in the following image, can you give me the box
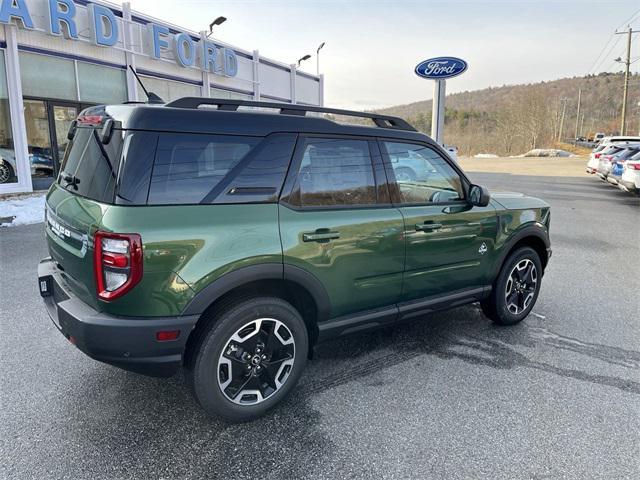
[1,173,639,480]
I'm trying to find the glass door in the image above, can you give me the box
[24,99,55,190]
[50,103,79,174]
[24,100,83,190]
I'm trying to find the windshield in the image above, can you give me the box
[58,127,124,204]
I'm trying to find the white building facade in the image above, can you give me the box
[0,0,323,194]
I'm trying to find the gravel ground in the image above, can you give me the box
[459,156,588,177]
[1,173,638,480]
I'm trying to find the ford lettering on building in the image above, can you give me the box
[415,57,468,79]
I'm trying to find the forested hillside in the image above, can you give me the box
[375,72,640,156]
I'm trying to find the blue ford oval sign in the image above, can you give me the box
[415,57,468,79]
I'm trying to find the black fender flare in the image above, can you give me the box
[492,223,551,278]
[181,263,331,322]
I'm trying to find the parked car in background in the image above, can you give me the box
[598,136,640,147]
[618,150,640,194]
[587,143,611,173]
[593,133,606,143]
[607,146,640,186]
[29,147,55,177]
[594,145,626,179]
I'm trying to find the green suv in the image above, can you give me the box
[38,98,551,421]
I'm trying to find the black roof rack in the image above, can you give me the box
[163,97,417,132]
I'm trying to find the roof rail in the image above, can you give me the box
[163,97,417,132]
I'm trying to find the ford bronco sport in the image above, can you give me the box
[38,98,551,422]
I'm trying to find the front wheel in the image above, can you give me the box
[481,247,543,326]
[190,297,308,422]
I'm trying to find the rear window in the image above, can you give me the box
[58,126,124,203]
[146,133,296,205]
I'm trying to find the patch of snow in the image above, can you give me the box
[0,193,46,227]
[523,149,572,158]
[474,153,499,158]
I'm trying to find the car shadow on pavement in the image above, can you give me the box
[58,304,639,478]
[306,305,640,397]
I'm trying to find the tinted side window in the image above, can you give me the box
[382,142,464,204]
[148,134,261,205]
[116,131,158,205]
[203,133,297,204]
[293,138,377,207]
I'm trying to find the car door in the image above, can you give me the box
[279,136,405,319]
[379,140,498,302]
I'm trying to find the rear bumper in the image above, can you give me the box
[618,178,638,192]
[607,175,620,185]
[38,258,199,377]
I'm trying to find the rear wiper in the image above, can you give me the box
[61,172,80,190]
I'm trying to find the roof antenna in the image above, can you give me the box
[129,66,165,104]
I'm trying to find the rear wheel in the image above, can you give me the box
[190,297,308,422]
[481,247,542,326]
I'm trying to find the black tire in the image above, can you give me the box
[190,297,308,422]
[0,161,14,184]
[481,247,543,326]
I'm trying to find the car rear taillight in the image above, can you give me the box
[93,231,143,301]
[603,155,613,162]
[627,163,640,170]
[594,153,602,159]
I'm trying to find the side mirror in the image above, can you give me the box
[469,184,490,207]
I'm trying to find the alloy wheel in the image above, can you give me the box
[505,259,538,315]
[217,318,295,405]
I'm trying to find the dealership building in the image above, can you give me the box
[0,0,323,194]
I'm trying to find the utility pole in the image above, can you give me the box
[558,98,568,142]
[580,113,585,138]
[574,89,582,140]
[615,27,639,135]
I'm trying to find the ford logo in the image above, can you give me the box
[415,57,468,79]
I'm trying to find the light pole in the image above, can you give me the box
[207,16,227,38]
[316,42,325,75]
[297,54,311,68]
[614,26,639,135]
[557,97,569,142]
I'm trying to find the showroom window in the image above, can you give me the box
[0,50,17,185]
[138,76,200,103]
[19,51,77,101]
[77,62,127,104]
[210,87,253,100]
[20,52,128,105]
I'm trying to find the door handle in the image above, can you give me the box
[415,222,442,232]
[303,230,340,242]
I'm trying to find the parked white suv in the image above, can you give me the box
[618,149,640,193]
[598,136,640,147]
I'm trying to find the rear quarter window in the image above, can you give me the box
[147,133,296,205]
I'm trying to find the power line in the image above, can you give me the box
[587,34,617,74]
[592,34,624,74]
[587,9,640,75]
[615,8,640,31]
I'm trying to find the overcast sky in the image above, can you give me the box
[129,0,640,109]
